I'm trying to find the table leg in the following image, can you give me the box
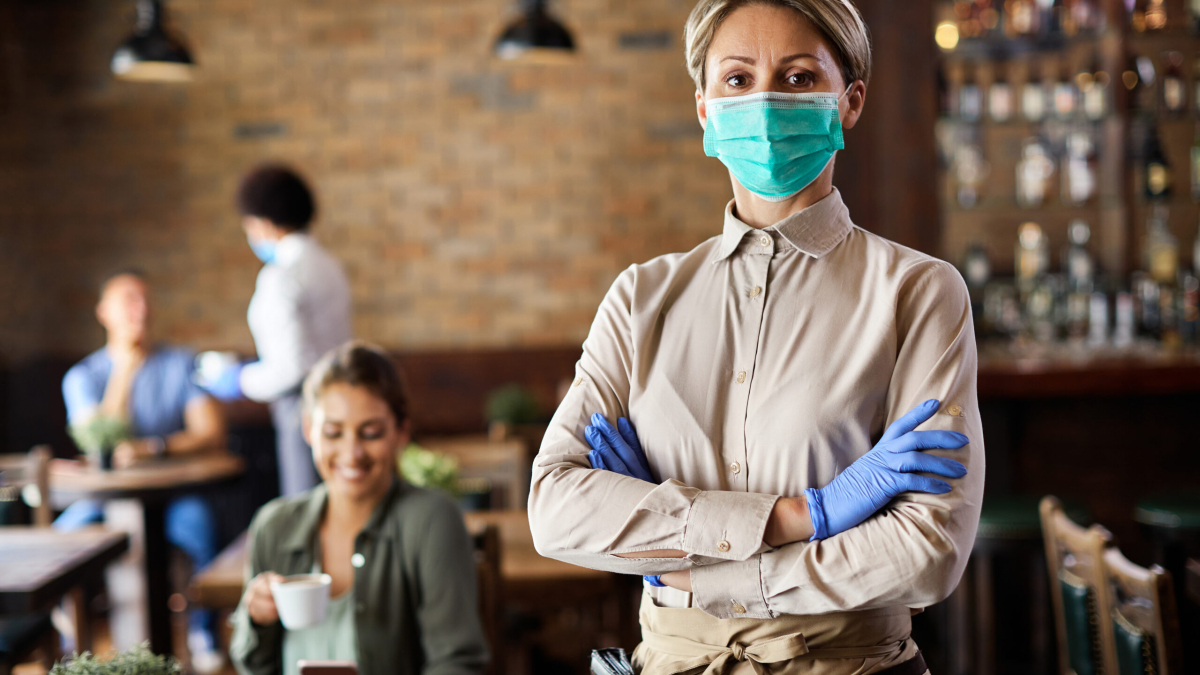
[103,500,148,652]
[141,502,172,656]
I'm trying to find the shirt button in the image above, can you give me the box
[736,371,746,384]
[717,540,731,552]
[351,553,366,568]
[730,462,741,474]
[947,404,963,417]
[573,376,584,387]
[733,603,746,614]
[759,235,770,247]
[749,286,761,297]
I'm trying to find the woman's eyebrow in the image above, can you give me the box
[719,53,817,66]
[779,52,817,63]
[721,55,756,65]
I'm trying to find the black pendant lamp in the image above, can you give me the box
[111,0,195,83]
[494,0,576,62]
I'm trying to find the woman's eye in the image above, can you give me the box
[724,73,748,87]
[787,72,814,87]
[359,425,385,440]
[322,426,342,439]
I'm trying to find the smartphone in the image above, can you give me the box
[297,661,358,675]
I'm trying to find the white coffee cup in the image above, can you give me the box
[270,574,332,630]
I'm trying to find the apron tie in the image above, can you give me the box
[642,626,900,675]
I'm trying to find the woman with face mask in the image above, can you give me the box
[528,2,984,673]
[202,165,354,498]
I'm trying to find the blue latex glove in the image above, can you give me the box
[583,413,654,483]
[203,362,245,401]
[805,399,969,540]
[582,413,661,587]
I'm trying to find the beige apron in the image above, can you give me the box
[631,592,923,675]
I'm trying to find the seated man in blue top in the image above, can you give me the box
[58,270,227,673]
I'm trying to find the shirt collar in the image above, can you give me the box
[273,231,309,267]
[712,188,852,262]
[281,479,407,552]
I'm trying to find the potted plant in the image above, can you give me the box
[52,645,182,675]
[398,443,461,496]
[484,383,540,441]
[67,416,131,471]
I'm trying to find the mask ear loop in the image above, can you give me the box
[837,82,855,101]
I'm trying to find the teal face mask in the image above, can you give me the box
[703,89,847,202]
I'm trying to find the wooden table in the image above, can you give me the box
[0,526,129,614]
[48,453,244,656]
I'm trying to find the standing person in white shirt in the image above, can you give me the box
[203,165,353,497]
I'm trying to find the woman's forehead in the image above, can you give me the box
[709,4,835,64]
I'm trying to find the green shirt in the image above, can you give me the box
[230,480,488,675]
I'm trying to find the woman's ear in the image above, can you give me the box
[840,80,867,131]
[396,418,412,448]
[696,90,708,130]
[301,411,313,447]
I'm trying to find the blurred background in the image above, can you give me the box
[0,1,1197,675]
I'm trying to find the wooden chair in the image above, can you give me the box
[1101,546,1182,675]
[0,445,52,527]
[1039,495,1116,675]
[472,524,503,675]
[0,446,58,675]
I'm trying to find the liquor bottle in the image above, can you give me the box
[1016,221,1050,291]
[938,67,954,118]
[955,142,987,208]
[962,243,991,329]
[1191,121,1200,202]
[989,62,1014,122]
[1143,122,1172,201]
[1114,289,1135,346]
[1073,0,1105,33]
[1192,0,1200,33]
[1163,52,1185,116]
[1017,137,1054,206]
[1063,129,1096,205]
[1082,53,1109,120]
[1145,0,1167,30]
[1023,60,1047,121]
[1145,205,1178,285]
[1182,275,1199,343]
[1130,0,1148,32]
[960,62,983,122]
[1064,219,1095,292]
[1054,61,1077,118]
[1009,0,1037,35]
[1048,0,1066,34]
[1088,290,1109,346]
[1193,213,1200,275]
[1194,56,1200,115]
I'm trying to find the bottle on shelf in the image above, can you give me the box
[954,141,988,208]
[1181,275,1199,344]
[1016,221,1050,290]
[1048,0,1066,35]
[1193,56,1200,116]
[1062,128,1096,205]
[1123,55,1157,114]
[1145,204,1178,286]
[1114,289,1135,346]
[962,243,991,330]
[1163,52,1186,117]
[1023,59,1047,122]
[1130,0,1148,32]
[1145,0,1167,30]
[1063,220,1095,340]
[989,61,1014,122]
[1193,213,1200,276]
[1088,290,1109,346]
[1192,0,1200,33]
[1054,60,1078,118]
[1143,121,1172,202]
[1081,52,1109,121]
[1071,0,1105,33]
[960,62,983,122]
[1008,0,1038,36]
[1017,137,1055,206]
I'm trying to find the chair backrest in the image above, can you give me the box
[1102,546,1182,675]
[472,523,503,675]
[1040,495,1116,675]
[0,446,52,527]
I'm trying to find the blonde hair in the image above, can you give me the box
[683,0,871,92]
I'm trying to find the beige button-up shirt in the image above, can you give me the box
[528,189,985,620]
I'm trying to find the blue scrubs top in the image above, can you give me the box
[62,346,207,437]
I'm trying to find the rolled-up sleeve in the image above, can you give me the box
[691,261,985,618]
[528,266,780,574]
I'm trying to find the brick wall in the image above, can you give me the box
[0,0,936,365]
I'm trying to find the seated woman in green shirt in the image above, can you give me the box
[230,341,488,675]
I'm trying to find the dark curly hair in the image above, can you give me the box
[236,164,316,231]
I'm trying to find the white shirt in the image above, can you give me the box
[240,232,353,402]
